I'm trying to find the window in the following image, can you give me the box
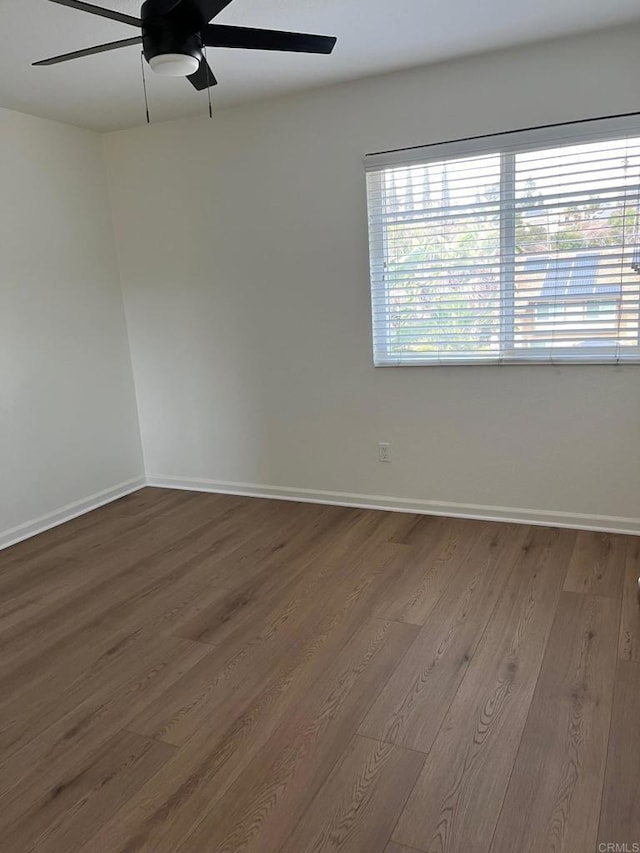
[365,117,640,365]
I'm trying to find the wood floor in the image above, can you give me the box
[0,487,638,853]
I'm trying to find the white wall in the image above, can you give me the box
[104,25,640,529]
[1,108,144,546]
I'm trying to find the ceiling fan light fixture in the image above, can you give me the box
[149,53,200,77]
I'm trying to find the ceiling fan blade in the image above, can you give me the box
[202,24,337,54]
[187,59,218,90]
[46,0,141,27]
[33,36,142,66]
[191,0,234,22]
[167,0,234,32]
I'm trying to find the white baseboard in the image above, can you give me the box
[0,476,146,552]
[146,474,640,536]
[3,472,637,552]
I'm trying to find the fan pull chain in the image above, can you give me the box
[140,50,150,125]
[203,42,213,119]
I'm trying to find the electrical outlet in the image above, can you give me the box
[378,442,391,463]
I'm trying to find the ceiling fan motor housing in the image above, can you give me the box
[141,0,203,68]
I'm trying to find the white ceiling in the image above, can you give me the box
[2,0,640,132]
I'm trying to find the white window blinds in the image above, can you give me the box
[365,116,640,366]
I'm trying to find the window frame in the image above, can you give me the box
[365,115,640,367]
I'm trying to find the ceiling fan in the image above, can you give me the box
[33,0,337,91]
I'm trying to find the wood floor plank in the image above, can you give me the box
[0,489,197,590]
[384,845,422,853]
[392,525,576,853]
[73,546,413,852]
[598,660,640,847]
[163,507,363,648]
[0,634,209,809]
[387,514,435,546]
[0,571,234,762]
[564,531,626,598]
[0,494,299,703]
[0,490,251,654]
[0,625,155,759]
[125,543,405,746]
[360,522,528,751]
[490,592,619,853]
[2,730,174,853]
[79,618,418,853]
[377,517,486,625]
[0,487,172,563]
[125,517,411,746]
[0,493,231,612]
[0,494,198,630]
[619,537,640,661]
[279,735,424,853]
[172,619,418,853]
[0,576,234,760]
